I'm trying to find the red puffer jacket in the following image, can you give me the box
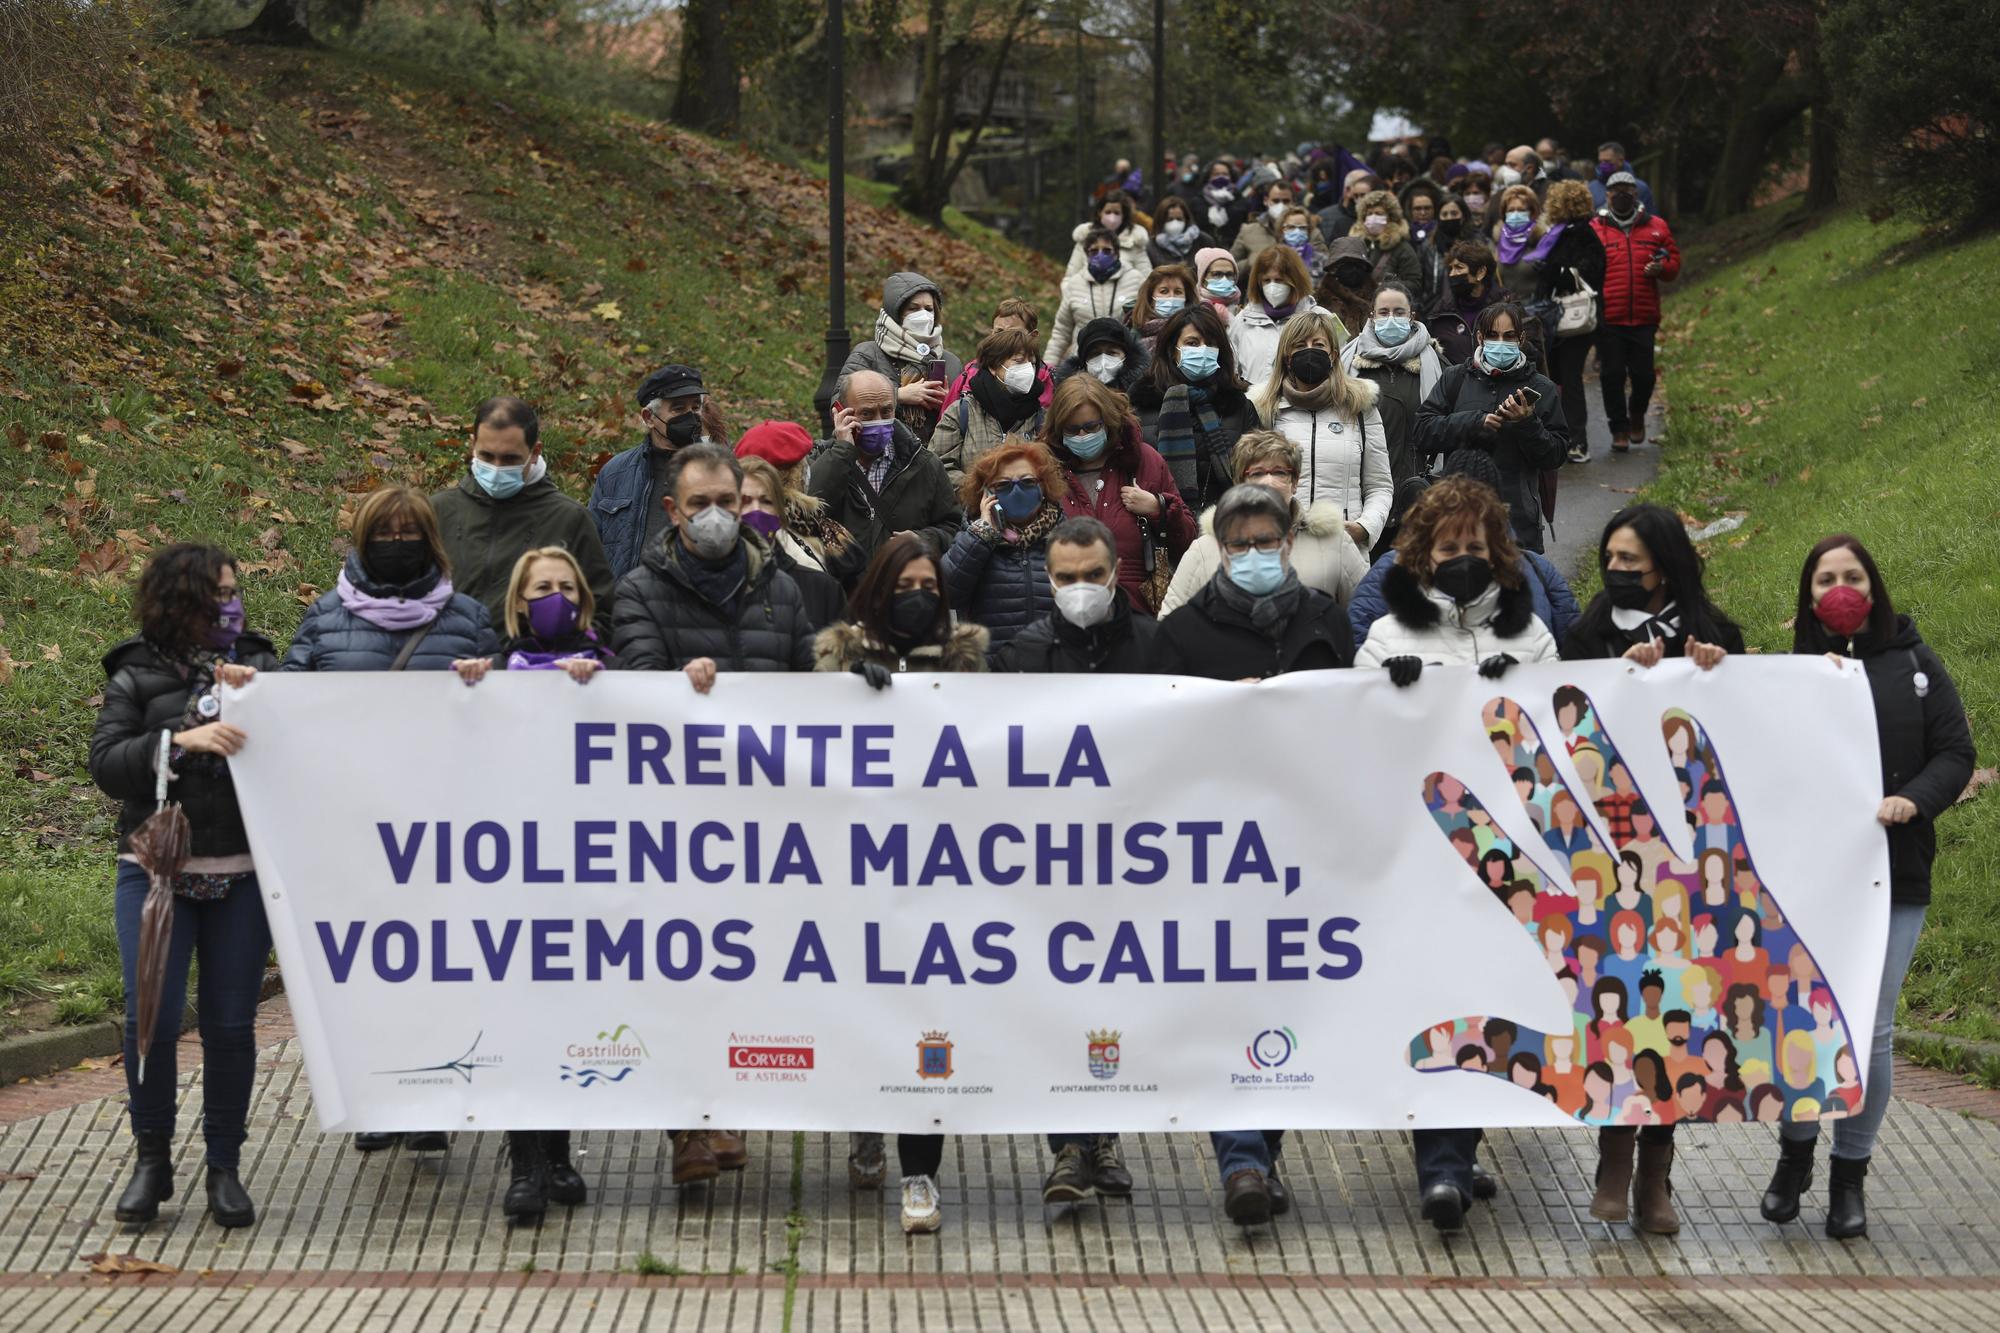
[1591,210,1681,326]
[1054,420,1196,614]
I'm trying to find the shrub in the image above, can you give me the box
[0,0,158,170]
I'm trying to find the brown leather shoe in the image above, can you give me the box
[671,1130,719,1185]
[709,1130,749,1171]
[1223,1168,1271,1225]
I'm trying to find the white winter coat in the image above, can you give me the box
[1268,399,1393,544]
[1354,561,1558,668]
[1159,500,1370,617]
[1045,266,1147,367]
[1065,221,1154,280]
[1227,296,1338,388]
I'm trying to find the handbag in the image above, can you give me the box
[1555,267,1598,338]
[1135,513,1174,616]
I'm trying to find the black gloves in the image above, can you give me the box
[1477,653,1518,680]
[852,661,894,691]
[1386,656,1425,689]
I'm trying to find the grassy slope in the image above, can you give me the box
[1654,206,2000,1040]
[0,41,1057,1034]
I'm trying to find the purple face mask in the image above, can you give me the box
[740,508,783,539]
[1597,159,1618,181]
[857,420,895,457]
[205,596,245,650]
[525,591,580,640]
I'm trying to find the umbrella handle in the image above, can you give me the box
[155,729,173,811]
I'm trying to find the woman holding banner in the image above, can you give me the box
[282,484,498,1160]
[1559,503,1740,1235]
[1762,536,1973,1240]
[813,533,989,1234]
[89,544,277,1228]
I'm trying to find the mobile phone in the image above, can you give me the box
[925,358,950,382]
[1517,387,1542,406]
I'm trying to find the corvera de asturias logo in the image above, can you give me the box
[561,1023,648,1088]
[728,1032,816,1083]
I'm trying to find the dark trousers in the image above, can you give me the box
[1603,1124,1676,1145]
[114,861,271,1168]
[1210,1129,1285,1181]
[1412,1127,1482,1199]
[898,1133,944,1179]
[1595,323,1658,436]
[1550,333,1593,447]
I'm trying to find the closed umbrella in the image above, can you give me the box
[125,730,190,1085]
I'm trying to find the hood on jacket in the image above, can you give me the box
[812,621,990,673]
[1380,558,1534,636]
[1053,320,1151,390]
[881,271,943,320]
[100,631,278,679]
[1324,235,1370,269]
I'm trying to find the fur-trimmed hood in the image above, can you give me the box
[1197,497,1349,541]
[812,620,990,674]
[1379,558,1534,637]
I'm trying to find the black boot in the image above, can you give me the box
[114,1131,175,1224]
[1826,1154,1869,1239]
[1760,1136,1815,1223]
[205,1166,256,1229]
[503,1131,549,1221]
[543,1131,587,1207]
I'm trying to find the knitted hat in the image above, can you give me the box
[1193,247,1234,283]
[734,419,814,467]
[1077,317,1128,357]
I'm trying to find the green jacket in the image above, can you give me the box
[432,471,615,627]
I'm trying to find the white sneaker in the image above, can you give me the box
[900,1173,942,1234]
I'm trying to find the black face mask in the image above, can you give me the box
[887,588,940,647]
[1602,567,1656,610]
[1287,347,1333,388]
[1433,554,1493,605]
[364,537,429,588]
[1333,263,1372,291]
[1448,272,1477,300]
[663,412,704,448]
[1436,218,1463,242]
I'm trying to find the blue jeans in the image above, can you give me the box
[1210,1129,1284,1181]
[1782,900,1926,1160]
[114,861,272,1168]
[1413,1127,1482,1198]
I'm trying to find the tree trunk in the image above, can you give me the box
[896,0,1034,226]
[1802,66,1840,212]
[1702,49,1810,223]
[229,0,316,47]
[671,0,741,136]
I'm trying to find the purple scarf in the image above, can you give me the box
[1525,221,1567,267]
[1262,299,1300,323]
[1290,239,1317,268]
[337,568,455,631]
[1495,220,1537,267]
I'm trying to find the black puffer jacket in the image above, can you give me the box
[1818,616,1977,903]
[1129,376,1261,512]
[940,509,1059,648]
[992,598,1161,673]
[609,532,817,673]
[805,424,964,567]
[1152,578,1354,679]
[90,634,280,857]
[1414,359,1569,553]
[281,558,499,673]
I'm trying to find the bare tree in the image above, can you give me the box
[896,0,1037,225]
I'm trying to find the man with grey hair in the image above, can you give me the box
[805,368,961,573]
[1505,145,1549,200]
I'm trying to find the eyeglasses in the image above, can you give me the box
[1242,468,1294,483]
[1064,421,1105,436]
[992,478,1038,494]
[1220,536,1286,556]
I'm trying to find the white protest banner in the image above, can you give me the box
[224,659,1888,1135]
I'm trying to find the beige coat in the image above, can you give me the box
[1158,500,1369,618]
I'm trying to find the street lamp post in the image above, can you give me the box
[812,0,850,437]
[1150,0,1164,210]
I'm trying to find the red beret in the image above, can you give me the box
[734,419,814,467]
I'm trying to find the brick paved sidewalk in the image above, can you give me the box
[4,1001,1999,1331]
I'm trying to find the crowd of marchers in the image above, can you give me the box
[87,132,1974,1247]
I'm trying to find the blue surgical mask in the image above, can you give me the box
[994,480,1043,521]
[1177,344,1220,381]
[1205,276,1238,298]
[1282,227,1310,247]
[1504,210,1531,230]
[471,458,527,499]
[1153,296,1185,318]
[1228,547,1286,596]
[1373,315,1413,346]
[1482,339,1523,371]
[1065,429,1109,461]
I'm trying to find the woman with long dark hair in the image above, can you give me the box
[1563,504,1743,666]
[1760,535,1973,1240]
[89,545,278,1228]
[1130,301,1259,510]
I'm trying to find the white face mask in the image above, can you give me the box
[1086,352,1126,383]
[902,308,936,338]
[1163,218,1186,237]
[1053,579,1116,628]
[1267,200,1289,221]
[1261,281,1292,307]
[1100,211,1122,230]
[1000,360,1036,394]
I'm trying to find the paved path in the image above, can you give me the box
[4,998,2000,1330]
[1544,360,1667,582]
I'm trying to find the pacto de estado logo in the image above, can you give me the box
[1235,1026,1313,1089]
[1247,1027,1297,1070]
[561,1023,648,1088]
[1087,1028,1122,1080]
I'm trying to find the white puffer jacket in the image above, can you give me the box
[1354,560,1558,668]
[1045,265,1147,367]
[1227,296,1332,388]
[1158,500,1369,617]
[1269,399,1393,544]
[1065,221,1154,279]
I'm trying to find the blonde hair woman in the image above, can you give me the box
[1249,308,1390,549]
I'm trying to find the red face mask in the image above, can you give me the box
[1813,584,1872,638]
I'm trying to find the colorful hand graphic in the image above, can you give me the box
[1407,688,1859,1128]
